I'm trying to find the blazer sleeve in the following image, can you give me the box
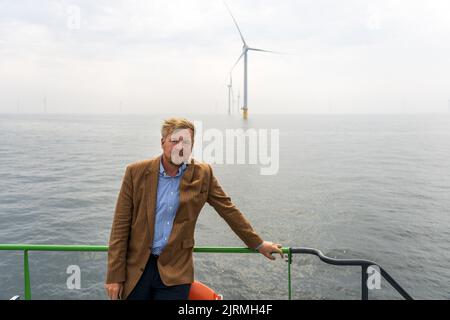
[106,165,133,284]
[206,164,264,250]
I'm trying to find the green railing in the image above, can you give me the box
[0,244,413,300]
[0,244,292,300]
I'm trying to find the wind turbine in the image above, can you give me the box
[224,1,281,119]
[227,74,233,115]
[236,89,240,114]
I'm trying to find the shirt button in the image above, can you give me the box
[164,237,167,240]
[167,222,170,225]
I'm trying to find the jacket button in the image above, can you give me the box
[140,267,144,272]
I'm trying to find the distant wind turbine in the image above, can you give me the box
[227,75,233,115]
[237,89,240,114]
[224,0,282,119]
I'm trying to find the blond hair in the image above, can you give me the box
[161,117,195,144]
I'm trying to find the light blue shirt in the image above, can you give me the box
[151,160,187,255]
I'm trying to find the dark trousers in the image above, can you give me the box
[126,254,191,300]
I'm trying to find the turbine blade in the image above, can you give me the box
[248,47,284,54]
[223,0,247,46]
[231,51,245,72]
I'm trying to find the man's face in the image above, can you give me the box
[161,128,193,166]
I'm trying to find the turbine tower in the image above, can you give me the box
[224,1,280,120]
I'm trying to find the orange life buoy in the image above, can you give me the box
[188,280,223,300]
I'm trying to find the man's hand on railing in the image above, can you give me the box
[105,282,123,300]
[256,241,283,260]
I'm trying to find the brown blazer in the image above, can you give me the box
[106,154,263,299]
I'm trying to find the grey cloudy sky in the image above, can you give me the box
[1,0,450,114]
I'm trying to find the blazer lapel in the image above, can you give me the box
[172,158,195,224]
[181,158,195,186]
[144,155,161,246]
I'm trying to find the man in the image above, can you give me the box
[105,118,283,300]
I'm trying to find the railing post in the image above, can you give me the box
[24,250,31,300]
[361,264,368,300]
[287,248,292,300]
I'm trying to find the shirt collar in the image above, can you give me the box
[159,159,187,177]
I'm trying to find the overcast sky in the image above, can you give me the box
[1,0,450,114]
